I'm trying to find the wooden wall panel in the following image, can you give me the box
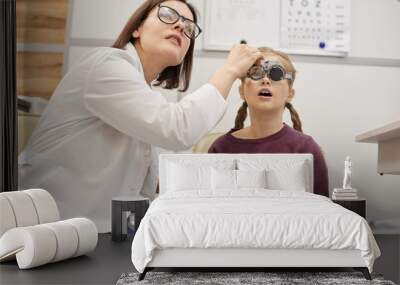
[17,52,64,100]
[17,0,68,44]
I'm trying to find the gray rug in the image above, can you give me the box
[116,271,397,285]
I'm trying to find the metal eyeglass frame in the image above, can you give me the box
[247,60,293,82]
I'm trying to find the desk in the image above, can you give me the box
[355,121,400,283]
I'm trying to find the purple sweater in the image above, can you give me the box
[208,124,329,197]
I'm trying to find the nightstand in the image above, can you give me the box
[332,198,366,218]
[111,196,149,242]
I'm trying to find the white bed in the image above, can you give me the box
[131,154,380,280]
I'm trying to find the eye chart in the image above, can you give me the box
[280,0,351,55]
[203,0,351,56]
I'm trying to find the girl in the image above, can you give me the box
[209,47,328,197]
[19,0,262,232]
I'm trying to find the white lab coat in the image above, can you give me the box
[18,43,227,232]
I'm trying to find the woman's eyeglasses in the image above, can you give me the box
[247,61,293,82]
[157,5,202,40]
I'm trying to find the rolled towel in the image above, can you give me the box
[0,225,57,268]
[0,191,39,227]
[42,221,79,262]
[24,189,60,223]
[0,218,98,269]
[0,196,17,237]
[64,218,98,257]
[0,189,60,238]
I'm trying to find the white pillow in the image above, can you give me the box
[237,159,310,192]
[167,162,212,191]
[211,168,237,190]
[236,169,267,189]
[267,161,308,191]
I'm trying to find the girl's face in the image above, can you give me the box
[133,0,193,66]
[240,54,295,113]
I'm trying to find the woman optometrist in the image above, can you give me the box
[18,0,263,232]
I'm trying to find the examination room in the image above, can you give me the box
[1,0,400,284]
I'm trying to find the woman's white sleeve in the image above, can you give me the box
[83,53,227,151]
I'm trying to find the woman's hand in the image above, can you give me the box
[222,44,263,78]
[208,44,263,99]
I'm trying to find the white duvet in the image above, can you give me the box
[131,190,380,273]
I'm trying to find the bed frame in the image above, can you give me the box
[138,154,372,281]
[139,248,371,280]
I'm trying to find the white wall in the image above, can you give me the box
[186,51,400,227]
[70,0,140,40]
[66,0,400,229]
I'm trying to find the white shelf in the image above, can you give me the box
[356,120,400,143]
[356,120,400,175]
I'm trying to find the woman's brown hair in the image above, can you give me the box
[233,47,303,133]
[112,0,198,92]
